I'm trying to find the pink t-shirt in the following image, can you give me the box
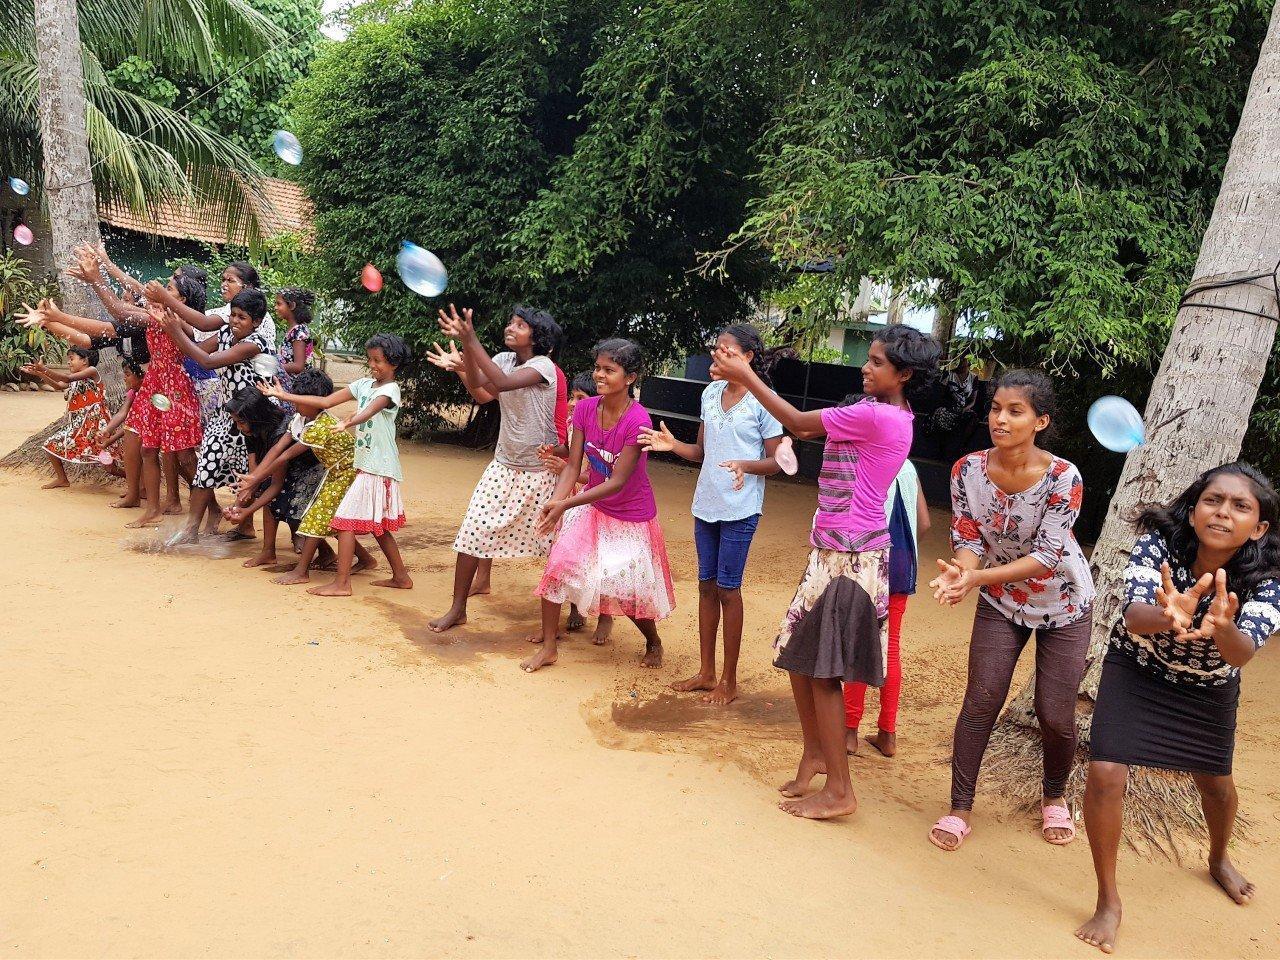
[553,364,568,446]
[574,395,656,522]
[813,399,914,552]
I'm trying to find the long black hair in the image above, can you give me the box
[513,305,562,358]
[719,322,773,388]
[224,386,287,458]
[873,325,943,405]
[1138,461,1280,598]
[278,287,316,325]
[226,261,261,288]
[993,368,1058,443]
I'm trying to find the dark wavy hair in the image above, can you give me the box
[570,370,596,397]
[224,386,287,457]
[290,367,333,398]
[69,344,99,367]
[512,304,561,358]
[1138,461,1280,598]
[593,338,644,377]
[175,263,208,286]
[121,357,144,380]
[230,288,268,323]
[278,287,316,325]
[172,271,207,314]
[993,368,1058,443]
[366,332,411,370]
[873,325,943,404]
[719,322,773,388]
[226,261,261,288]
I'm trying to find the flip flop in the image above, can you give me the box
[1042,804,1076,845]
[928,815,971,851]
[775,436,799,476]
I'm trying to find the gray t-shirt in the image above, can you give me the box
[492,352,557,470]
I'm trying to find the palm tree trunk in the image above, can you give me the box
[985,0,1280,851]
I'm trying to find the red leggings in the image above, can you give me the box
[843,593,907,734]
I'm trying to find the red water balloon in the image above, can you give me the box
[361,263,383,292]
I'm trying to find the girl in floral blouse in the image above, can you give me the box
[928,370,1094,852]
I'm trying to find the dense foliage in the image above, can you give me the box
[0,251,62,383]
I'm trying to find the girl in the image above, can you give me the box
[526,339,673,673]
[261,333,412,596]
[274,287,316,392]
[219,387,289,532]
[154,286,272,545]
[22,347,111,488]
[709,325,941,819]
[845,457,930,757]
[928,370,1093,851]
[95,358,145,483]
[182,261,277,351]
[1074,463,1280,954]
[639,323,785,705]
[427,304,563,632]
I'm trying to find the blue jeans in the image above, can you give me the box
[693,514,761,590]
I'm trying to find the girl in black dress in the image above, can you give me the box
[1076,462,1280,954]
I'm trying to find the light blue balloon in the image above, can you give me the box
[1088,395,1146,453]
[8,176,29,196]
[272,130,303,166]
[396,241,448,297]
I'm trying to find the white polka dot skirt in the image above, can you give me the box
[452,459,557,559]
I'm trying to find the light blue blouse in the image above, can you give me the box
[691,380,784,523]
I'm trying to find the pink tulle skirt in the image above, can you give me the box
[536,505,675,621]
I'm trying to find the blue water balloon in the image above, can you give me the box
[1088,396,1146,453]
[272,130,303,166]
[396,241,448,297]
[8,177,29,196]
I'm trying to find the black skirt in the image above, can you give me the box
[1091,649,1239,776]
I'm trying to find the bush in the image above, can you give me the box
[0,253,63,384]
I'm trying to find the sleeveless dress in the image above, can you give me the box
[125,316,203,452]
[43,376,111,464]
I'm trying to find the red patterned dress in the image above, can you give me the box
[43,375,111,464]
[124,314,203,452]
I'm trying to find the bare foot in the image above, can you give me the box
[468,580,491,597]
[929,809,971,851]
[1210,857,1255,904]
[244,553,277,569]
[125,513,164,529]
[780,752,827,797]
[864,729,897,757]
[272,570,311,586]
[307,580,352,597]
[701,679,737,705]
[428,608,467,633]
[591,618,613,646]
[671,672,716,694]
[162,500,183,516]
[845,728,860,756]
[779,787,858,820]
[1074,901,1122,954]
[109,497,140,509]
[566,607,585,631]
[222,529,254,542]
[521,647,557,672]
[352,556,378,574]
[640,640,663,668]
[264,562,297,573]
[372,576,413,589]
[40,479,70,489]
[527,632,563,645]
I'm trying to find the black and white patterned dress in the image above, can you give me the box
[191,325,270,490]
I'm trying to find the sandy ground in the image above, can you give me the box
[1,388,1278,959]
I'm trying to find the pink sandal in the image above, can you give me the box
[1041,804,1076,845]
[928,815,971,851]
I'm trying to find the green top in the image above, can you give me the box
[350,376,403,481]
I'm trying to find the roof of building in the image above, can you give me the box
[98,177,313,246]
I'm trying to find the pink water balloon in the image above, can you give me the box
[96,449,115,466]
[13,224,33,245]
[361,263,383,292]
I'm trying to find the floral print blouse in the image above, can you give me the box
[1110,531,1280,687]
[950,450,1094,629]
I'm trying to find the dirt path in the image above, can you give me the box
[1,390,1276,958]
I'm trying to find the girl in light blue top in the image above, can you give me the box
[640,324,785,704]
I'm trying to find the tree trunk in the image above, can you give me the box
[33,0,103,318]
[987,1,1280,848]
[933,280,959,347]
[886,284,906,325]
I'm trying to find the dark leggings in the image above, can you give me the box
[950,599,1091,810]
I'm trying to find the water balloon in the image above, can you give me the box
[150,393,172,412]
[272,130,303,166]
[9,177,29,196]
[361,263,384,292]
[774,435,798,476]
[1087,396,1145,453]
[13,224,32,245]
[252,353,279,380]
[96,449,115,466]
[396,241,448,297]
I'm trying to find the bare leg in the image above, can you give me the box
[780,677,858,819]
[41,453,70,489]
[371,532,413,588]
[170,486,215,544]
[567,603,585,631]
[352,539,377,572]
[160,452,182,514]
[111,431,142,507]
[672,579,718,693]
[630,617,663,668]
[428,552,479,631]
[1074,761,1127,953]
[245,513,279,567]
[202,492,222,535]
[126,448,165,527]
[274,536,320,585]
[470,557,492,596]
[591,614,614,645]
[780,671,826,797]
[522,599,561,672]
[1193,773,1255,905]
[309,530,356,596]
[704,586,743,705]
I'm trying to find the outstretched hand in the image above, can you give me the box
[256,377,286,400]
[426,340,464,372]
[637,420,676,452]
[1155,562,1213,634]
[1172,567,1239,642]
[142,279,170,303]
[15,302,46,329]
[437,303,474,341]
[929,558,975,606]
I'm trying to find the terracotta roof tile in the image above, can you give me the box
[98,177,313,246]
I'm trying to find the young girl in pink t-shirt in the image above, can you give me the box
[526,339,674,673]
[711,326,941,821]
